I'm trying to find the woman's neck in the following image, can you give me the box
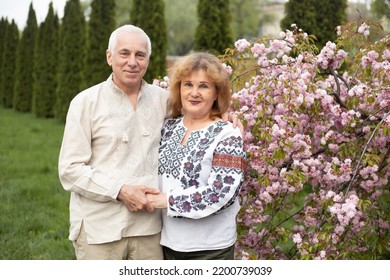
[183,115,220,131]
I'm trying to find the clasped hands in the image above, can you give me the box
[117,114,242,213]
[117,185,166,213]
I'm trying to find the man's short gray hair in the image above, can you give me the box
[107,24,152,57]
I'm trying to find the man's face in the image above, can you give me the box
[106,31,149,91]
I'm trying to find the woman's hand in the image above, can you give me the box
[146,192,168,209]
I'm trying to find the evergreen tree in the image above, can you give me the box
[130,0,167,82]
[55,0,86,122]
[1,20,19,108]
[32,22,45,115]
[85,0,116,87]
[130,0,142,24]
[194,0,233,55]
[164,0,197,55]
[0,18,9,106]
[280,0,317,36]
[371,0,390,20]
[281,0,347,48]
[230,0,262,40]
[13,3,37,112]
[315,0,347,46]
[32,3,59,118]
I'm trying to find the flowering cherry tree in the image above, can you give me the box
[223,19,389,259]
[154,19,389,259]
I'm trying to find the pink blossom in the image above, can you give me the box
[292,233,302,244]
[326,190,336,199]
[235,39,251,52]
[336,26,342,36]
[259,191,273,204]
[222,63,232,76]
[383,49,390,60]
[320,250,326,259]
[328,144,339,153]
[335,225,345,235]
[251,43,267,58]
[358,22,370,37]
[153,76,169,89]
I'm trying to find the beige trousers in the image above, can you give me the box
[72,224,163,260]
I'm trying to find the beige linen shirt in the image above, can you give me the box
[58,75,168,244]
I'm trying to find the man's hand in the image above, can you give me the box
[117,185,159,213]
[222,112,244,136]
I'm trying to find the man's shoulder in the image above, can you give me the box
[144,83,169,96]
[72,82,104,103]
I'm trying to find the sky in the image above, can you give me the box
[0,0,67,30]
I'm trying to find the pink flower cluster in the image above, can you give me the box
[357,22,370,37]
[152,76,169,89]
[317,42,348,69]
[327,192,359,226]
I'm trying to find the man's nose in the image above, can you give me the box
[127,55,136,67]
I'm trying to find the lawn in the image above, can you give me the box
[0,108,75,259]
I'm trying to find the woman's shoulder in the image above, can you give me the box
[214,120,241,136]
[164,116,183,126]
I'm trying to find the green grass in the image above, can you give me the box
[0,108,75,259]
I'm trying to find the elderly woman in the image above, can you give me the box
[148,52,246,260]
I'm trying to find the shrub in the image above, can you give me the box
[223,19,389,259]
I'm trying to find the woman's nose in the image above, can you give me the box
[190,89,200,97]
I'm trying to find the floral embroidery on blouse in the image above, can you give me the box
[158,117,246,218]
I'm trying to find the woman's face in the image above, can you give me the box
[180,70,217,121]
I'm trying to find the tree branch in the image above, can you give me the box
[346,111,390,194]
[329,67,348,110]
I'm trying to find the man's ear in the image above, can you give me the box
[106,50,112,66]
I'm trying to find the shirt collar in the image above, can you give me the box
[107,73,147,97]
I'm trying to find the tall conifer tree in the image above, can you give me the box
[13,3,37,112]
[281,0,347,47]
[1,20,19,108]
[315,0,347,46]
[130,0,167,82]
[194,0,233,54]
[0,20,19,108]
[85,0,115,87]
[32,21,45,115]
[130,0,142,25]
[371,0,390,20]
[55,0,86,122]
[0,18,7,96]
[33,3,59,118]
[0,18,9,106]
